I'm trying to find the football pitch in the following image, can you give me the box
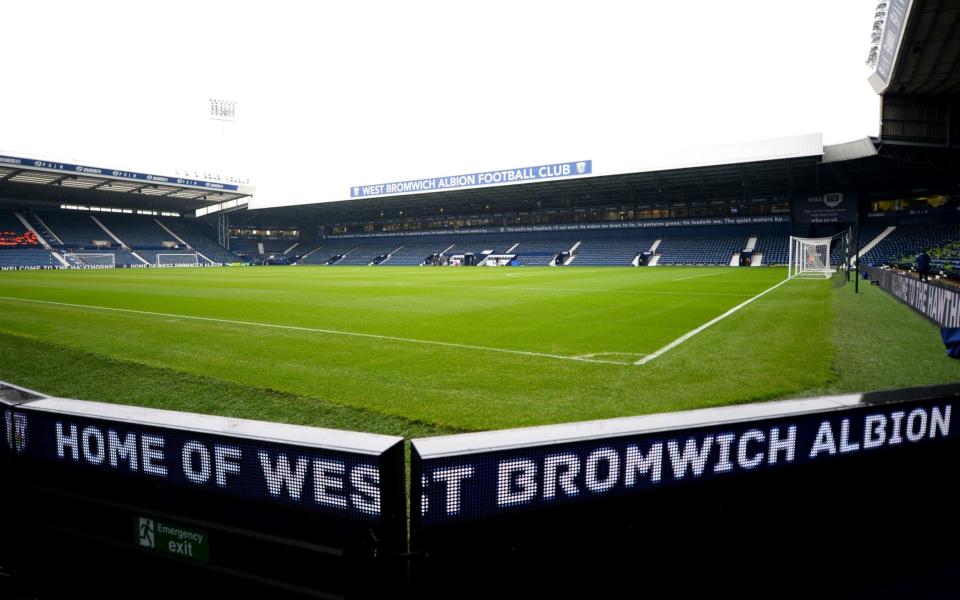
[1,266,958,435]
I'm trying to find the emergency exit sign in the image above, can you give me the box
[135,516,209,563]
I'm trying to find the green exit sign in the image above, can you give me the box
[135,516,210,563]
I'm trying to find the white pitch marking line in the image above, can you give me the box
[575,352,648,360]
[409,283,751,298]
[0,295,628,367]
[635,277,791,365]
[671,270,731,281]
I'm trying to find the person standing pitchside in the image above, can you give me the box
[916,249,931,282]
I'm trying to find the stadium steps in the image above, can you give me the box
[378,246,402,265]
[328,248,355,265]
[856,226,896,262]
[751,252,763,266]
[51,251,70,267]
[14,212,52,249]
[560,242,581,265]
[284,242,299,254]
[24,210,64,246]
[729,253,740,266]
[744,237,758,252]
[295,246,324,263]
[377,245,406,265]
[648,254,661,266]
[649,239,661,252]
[154,219,215,264]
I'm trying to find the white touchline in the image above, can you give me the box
[634,277,792,365]
[0,295,628,367]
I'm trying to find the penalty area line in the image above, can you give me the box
[634,277,791,365]
[0,295,629,367]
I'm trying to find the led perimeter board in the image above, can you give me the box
[0,381,405,599]
[870,268,960,328]
[410,385,960,596]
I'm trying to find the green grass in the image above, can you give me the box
[795,276,960,396]
[0,266,957,435]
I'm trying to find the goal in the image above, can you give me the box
[787,231,850,280]
[64,253,115,268]
[156,253,200,267]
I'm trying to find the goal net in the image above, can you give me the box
[788,230,851,280]
[64,253,115,268]
[156,253,200,267]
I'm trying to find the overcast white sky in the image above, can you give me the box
[0,1,881,209]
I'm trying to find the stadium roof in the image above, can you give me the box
[223,135,828,220]
[231,136,959,229]
[868,0,960,147]
[235,137,825,224]
[875,0,960,95]
[0,152,255,213]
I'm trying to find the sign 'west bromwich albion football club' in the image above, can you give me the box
[351,160,592,198]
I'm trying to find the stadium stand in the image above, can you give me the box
[20,210,61,247]
[262,239,294,254]
[37,210,116,249]
[0,211,53,267]
[304,226,817,268]
[924,239,960,278]
[17,206,938,271]
[383,240,452,265]
[227,238,260,257]
[94,213,175,250]
[231,238,294,257]
[20,210,236,267]
[0,248,55,268]
[290,243,322,259]
[338,242,404,266]
[732,223,791,266]
[157,218,234,264]
[513,238,577,266]
[299,241,359,265]
[656,235,744,266]
[0,210,40,248]
[860,224,960,266]
[571,231,658,266]
[623,226,744,266]
[85,215,186,266]
[23,210,136,266]
[446,235,516,257]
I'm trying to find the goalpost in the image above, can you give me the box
[63,253,116,268]
[156,253,200,267]
[787,230,851,280]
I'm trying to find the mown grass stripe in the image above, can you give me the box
[0,295,631,366]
